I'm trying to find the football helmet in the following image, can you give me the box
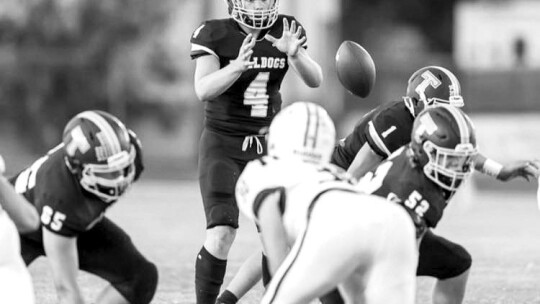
[225,0,279,30]
[410,105,477,192]
[62,110,136,203]
[404,66,464,116]
[268,102,335,165]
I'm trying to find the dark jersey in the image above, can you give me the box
[190,15,307,136]
[10,145,110,239]
[363,146,447,229]
[331,100,414,169]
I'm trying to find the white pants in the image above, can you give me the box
[262,194,418,304]
[0,211,35,304]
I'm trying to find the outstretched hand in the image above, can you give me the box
[231,33,257,72]
[265,18,306,57]
[498,160,540,182]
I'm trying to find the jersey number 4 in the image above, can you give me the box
[244,72,270,117]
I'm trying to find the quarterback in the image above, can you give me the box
[13,110,157,304]
[190,0,323,303]
[236,102,417,304]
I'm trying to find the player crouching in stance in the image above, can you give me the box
[12,110,157,304]
[235,102,418,304]
[0,155,40,304]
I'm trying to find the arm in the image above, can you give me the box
[43,229,85,304]
[194,34,256,101]
[257,191,289,276]
[288,48,323,88]
[0,175,39,233]
[474,153,539,181]
[347,143,384,180]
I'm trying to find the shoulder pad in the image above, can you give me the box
[190,19,231,59]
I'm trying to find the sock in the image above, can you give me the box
[195,246,227,304]
[261,254,271,287]
[216,289,238,304]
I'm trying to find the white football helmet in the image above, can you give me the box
[268,102,336,165]
[225,0,279,30]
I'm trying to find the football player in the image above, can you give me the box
[0,155,39,304]
[358,104,478,234]
[236,101,417,304]
[190,0,323,303]
[12,110,157,304]
[326,65,539,304]
[219,66,540,304]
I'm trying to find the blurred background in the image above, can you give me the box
[0,0,538,189]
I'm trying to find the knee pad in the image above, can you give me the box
[443,244,472,279]
[117,260,159,304]
[418,234,472,279]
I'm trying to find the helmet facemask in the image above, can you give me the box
[79,145,136,203]
[422,141,476,191]
[229,0,279,30]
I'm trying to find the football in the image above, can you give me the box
[335,40,376,98]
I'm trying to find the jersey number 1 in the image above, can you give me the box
[244,72,270,117]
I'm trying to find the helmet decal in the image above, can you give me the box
[76,111,124,158]
[414,112,439,142]
[65,125,91,156]
[415,70,442,100]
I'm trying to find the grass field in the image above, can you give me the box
[29,180,540,304]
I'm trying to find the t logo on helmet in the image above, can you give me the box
[414,113,438,142]
[65,126,90,156]
[415,71,442,103]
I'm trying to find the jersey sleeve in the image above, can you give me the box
[190,21,219,60]
[37,194,89,237]
[364,109,412,157]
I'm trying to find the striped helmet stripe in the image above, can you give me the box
[77,111,121,156]
[303,103,319,148]
[444,106,469,144]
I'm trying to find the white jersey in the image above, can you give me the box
[236,156,359,240]
[0,207,35,304]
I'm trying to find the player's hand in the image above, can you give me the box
[230,33,256,72]
[265,18,306,57]
[497,160,540,182]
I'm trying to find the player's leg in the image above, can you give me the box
[217,250,262,304]
[417,230,471,304]
[262,200,375,304]
[196,129,245,304]
[358,202,417,304]
[76,217,158,304]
